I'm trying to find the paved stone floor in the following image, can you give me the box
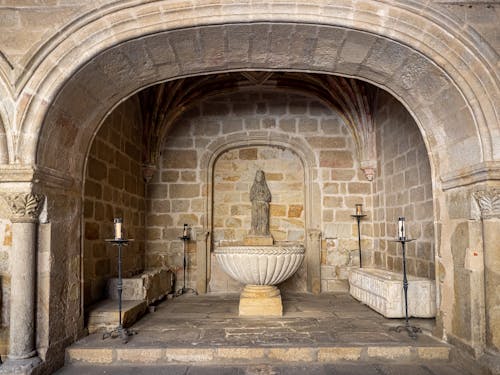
[57,293,480,374]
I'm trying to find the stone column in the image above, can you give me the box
[307,229,322,294]
[2,192,43,369]
[473,188,500,353]
[195,229,210,294]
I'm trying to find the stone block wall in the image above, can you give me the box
[372,91,435,279]
[146,90,373,293]
[83,97,146,307]
[213,146,305,244]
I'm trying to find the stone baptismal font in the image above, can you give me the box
[215,170,305,316]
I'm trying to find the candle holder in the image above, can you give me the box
[351,204,366,268]
[389,237,421,339]
[176,224,197,296]
[103,219,136,343]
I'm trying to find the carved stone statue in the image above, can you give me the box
[249,170,271,236]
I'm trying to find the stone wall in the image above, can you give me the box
[372,91,435,279]
[83,97,146,307]
[146,90,373,293]
[213,147,305,244]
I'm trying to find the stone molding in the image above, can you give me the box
[0,164,74,190]
[442,162,500,191]
[473,189,500,219]
[2,192,44,221]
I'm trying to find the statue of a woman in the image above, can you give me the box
[250,170,271,236]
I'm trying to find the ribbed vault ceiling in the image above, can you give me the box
[139,72,378,178]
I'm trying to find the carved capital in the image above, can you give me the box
[3,193,44,221]
[473,189,500,219]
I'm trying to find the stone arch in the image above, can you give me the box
[200,131,320,292]
[14,2,496,186]
[33,23,481,182]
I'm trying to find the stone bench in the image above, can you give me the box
[348,268,436,318]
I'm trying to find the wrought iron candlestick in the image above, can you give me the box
[176,224,197,296]
[390,217,421,339]
[104,218,136,343]
[351,204,366,268]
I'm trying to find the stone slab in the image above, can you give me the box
[348,268,436,318]
[107,268,174,305]
[87,299,147,334]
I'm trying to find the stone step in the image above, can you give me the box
[87,299,147,334]
[66,344,451,366]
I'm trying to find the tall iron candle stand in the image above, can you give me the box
[351,204,367,268]
[176,224,197,296]
[390,217,421,339]
[104,218,136,343]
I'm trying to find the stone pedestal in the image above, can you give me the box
[239,285,282,316]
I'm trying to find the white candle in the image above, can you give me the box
[398,217,405,240]
[114,218,123,240]
[183,224,189,238]
[355,204,363,215]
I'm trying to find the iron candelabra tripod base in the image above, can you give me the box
[389,237,420,339]
[389,322,422,339]
[102,325,137,344]
[176,236,198,297]
[103,238,137,344]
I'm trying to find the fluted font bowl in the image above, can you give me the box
[214,245,305,285]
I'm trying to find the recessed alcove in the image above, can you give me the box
[81,73,435,327]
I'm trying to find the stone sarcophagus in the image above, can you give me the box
[348,268,436,318]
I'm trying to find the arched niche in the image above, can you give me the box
[200,132,320,293]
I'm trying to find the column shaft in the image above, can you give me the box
[9,219,37,359]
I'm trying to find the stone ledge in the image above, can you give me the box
[66,345,450,365]
[87,299,147,334]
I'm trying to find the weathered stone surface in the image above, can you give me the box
[87,299,147,334]
[239,285,283,317]
[67,348,114,364]
[107,268,174,304]
[318,347,361,361]
[366,346,412,360]
[349,268,436,318]
[162,150,198,169]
